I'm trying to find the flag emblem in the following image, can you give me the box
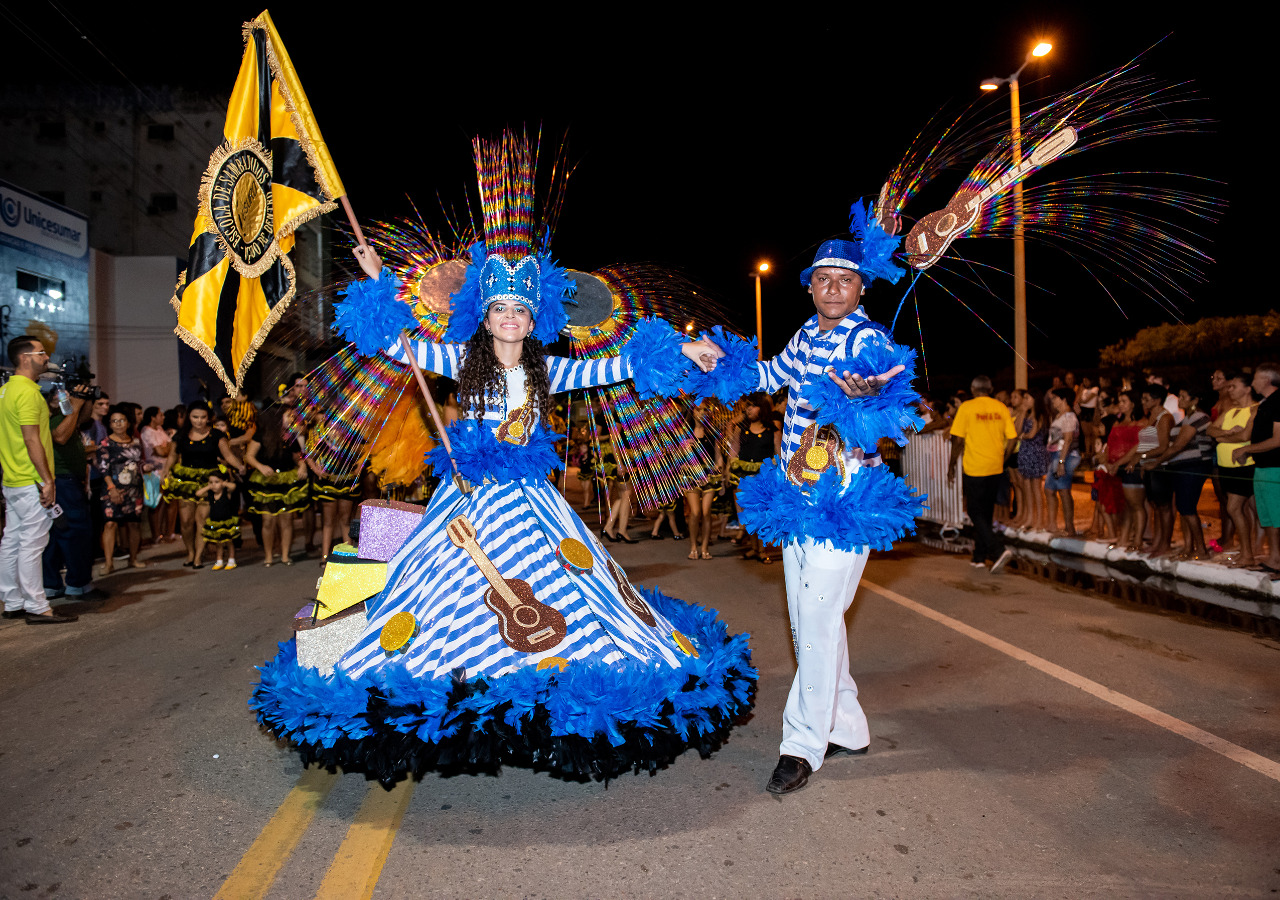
[204,139,276,275]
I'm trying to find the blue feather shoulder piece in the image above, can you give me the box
[332,269,418,358]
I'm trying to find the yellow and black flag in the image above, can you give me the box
[172,10,344,394]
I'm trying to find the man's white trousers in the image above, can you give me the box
[0,484,53,615]
[779,537,870,771]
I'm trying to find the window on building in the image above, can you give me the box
[147,193,178,214]
[15,271,67,313]
[37,121,66,141]
[147,123,175,141]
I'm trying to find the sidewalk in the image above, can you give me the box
[999,477,1280,600]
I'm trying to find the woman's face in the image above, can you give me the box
[108,413,129,435]
[486,302,533,344]
[746,403,760,421]
[150,410,163,427]
[93,398,110,418]
[1118,394,1133,416]
[1227,378,1250,403]
[1178,389,1196,411]
[1141,392,1159,414]
[188,409,209,431]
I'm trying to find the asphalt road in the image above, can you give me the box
[2,531,1278,899]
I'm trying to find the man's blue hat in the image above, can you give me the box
[800,201,906,288]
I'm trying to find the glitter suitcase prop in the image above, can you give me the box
[357,499,426,562]
[314,543,388,620]
[294,602,369,676]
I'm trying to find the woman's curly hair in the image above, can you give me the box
[456,327,552,422]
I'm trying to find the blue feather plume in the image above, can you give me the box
[849,201,906,286]
[333,269,418,358]
[736,459,924,552]
[685,326,760,404]
[621,317,694,399]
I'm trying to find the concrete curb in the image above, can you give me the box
[1001,526,1280,600]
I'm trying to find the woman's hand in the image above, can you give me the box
[255,463,275,477]
[353,244,383,280]
[107,485,122,503]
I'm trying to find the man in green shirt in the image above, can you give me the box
[0,336,77,623]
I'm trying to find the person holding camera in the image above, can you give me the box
[0,336,78,623]
[41,375,105,603]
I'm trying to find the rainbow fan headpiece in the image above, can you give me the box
[444,133,575,344]
[800,200,905,288]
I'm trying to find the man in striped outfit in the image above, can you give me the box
[693,227,918,795]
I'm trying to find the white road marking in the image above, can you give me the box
[862,579,1280,784]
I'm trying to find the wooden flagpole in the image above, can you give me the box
[338,195,469,492]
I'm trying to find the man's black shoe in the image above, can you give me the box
[25,611,79,624]
[766,755,812,795]
[825,743,871,760]
[2,609,26,619]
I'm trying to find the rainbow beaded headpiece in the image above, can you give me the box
[444,132,575,344]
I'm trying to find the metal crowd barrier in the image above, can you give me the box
[901,432,968,532]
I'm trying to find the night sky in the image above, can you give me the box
[5,3,1254,391]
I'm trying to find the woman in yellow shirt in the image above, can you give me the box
[1208,373,1259,566]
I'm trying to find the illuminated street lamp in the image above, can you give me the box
[750,261,770,360]
[980,40,1052,389]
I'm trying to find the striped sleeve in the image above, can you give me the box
[546,355,629,393]
[758,330,804,393]
[383,339,465,378]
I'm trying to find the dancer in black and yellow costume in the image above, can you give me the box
[245,385,309,566]
[160,401,243,567]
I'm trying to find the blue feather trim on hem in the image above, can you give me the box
[737,458,924,552]
[621,317,694,399]
[249,587,757,775]
[797,332,925,448]
[686,326,759,404]
[425,420,563,484]
[333,270,418,358]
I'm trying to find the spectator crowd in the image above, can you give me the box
[924,365,1280,579]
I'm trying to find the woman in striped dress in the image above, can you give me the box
[251,228,754,782]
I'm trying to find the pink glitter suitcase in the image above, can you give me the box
[357,499,426,561]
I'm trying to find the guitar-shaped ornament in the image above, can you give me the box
[902,125,1077,271]
[446,515,568,653]
[496,402,536,445]
[603,553,657,627]
[786,423,847,487]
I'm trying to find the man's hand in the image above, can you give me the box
[38,481,56,508]
[1232,446,1250,465]
[827,364,906,399]
[353,244,383,280]
[681,337,725,373]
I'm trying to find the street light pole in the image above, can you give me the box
[1010,75,1027,390]
[981,41,1051,390]
[750,262,770,360]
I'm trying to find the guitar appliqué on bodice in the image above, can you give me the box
[787,424,846,486]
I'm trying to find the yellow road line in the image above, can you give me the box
[862,579,1280,785]
[314,778,417,900]
[213,766,338,900]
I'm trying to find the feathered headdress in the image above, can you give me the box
[443,132,575,344]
